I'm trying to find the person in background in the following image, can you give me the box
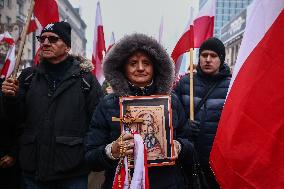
[101,80,113,96]
[174,37,231,188]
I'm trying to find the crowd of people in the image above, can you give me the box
[1,21,231,189]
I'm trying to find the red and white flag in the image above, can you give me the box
[210,1,284,188]
[171,0,215,73]
[106,32,115,53]
[192,0,215,47]
[112,134,149,189]
[27,0,59,34]
[92,1,106,84]
[0,32,15,79]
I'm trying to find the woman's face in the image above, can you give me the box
[125,52,154,87]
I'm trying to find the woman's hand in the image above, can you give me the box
[111,132,135,159]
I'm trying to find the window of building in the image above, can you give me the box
[0,0,4,8]
[237,2,243,8]
[7,0,11,8]
[18,2,24,15]
[224,1,229,8]
[28,49,31,58]
[6,16,11,24]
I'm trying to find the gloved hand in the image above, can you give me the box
[188,120,200,142]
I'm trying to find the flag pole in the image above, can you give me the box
[189,48,194,121]
[12,0,35,78]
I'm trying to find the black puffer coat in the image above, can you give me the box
[174,64,231,186]
[85,33,193,189]
[3,56,103,181]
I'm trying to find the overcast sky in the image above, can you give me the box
[69,0,199,59]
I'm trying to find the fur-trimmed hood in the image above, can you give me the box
[103,33,175,96]
[72,54,94,72]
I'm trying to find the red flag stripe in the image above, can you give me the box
[92,1,106,84]
[210,2,284,188]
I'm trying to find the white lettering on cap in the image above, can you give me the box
[44,23,54,31]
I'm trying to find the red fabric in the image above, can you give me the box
[112,160,126,189]
[92,5,106,84]
[27,19,38,34]
[2,37,15,45]
[27,0,59,33]
[96,26,106,61]
[0,59,11,78]
[171,25,194,63]
[0,45,15,79]
[193,16,214,48]
[171,17,214,74]
[144,146,149,189]
[210,10,284,189]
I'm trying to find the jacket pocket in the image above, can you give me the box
[54,136,84,173]
[19,135,36,172]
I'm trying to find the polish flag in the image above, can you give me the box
[27,0,59,34]
[192,0,215,47]
[171,7,194,74]
[106,31,115,53]
[210,1,284,188]
[92,1,106,84]
[112,134,149,189]
[0,32,15,79]
[171,0,215,72]
[0,32,15,45]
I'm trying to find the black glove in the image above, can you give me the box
[188,120,200,142]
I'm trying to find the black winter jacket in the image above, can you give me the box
[174,64,231,168]
[3,56,103,181]
[85,92,193,189]
[85,33,193,189]
[0,79,20,159]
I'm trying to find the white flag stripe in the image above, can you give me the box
[230,0,284,92]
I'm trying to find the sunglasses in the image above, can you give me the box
[36,36,61,43]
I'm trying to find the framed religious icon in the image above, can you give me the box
[119,95,175,167]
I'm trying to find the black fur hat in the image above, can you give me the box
[199,37,225,64]
[103,33,175,96]
[41,21,71,47]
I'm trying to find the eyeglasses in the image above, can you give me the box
[36,36,61,43]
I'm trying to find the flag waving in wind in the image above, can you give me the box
[171,0,215,73]
[27,0,59,34]
[0,32,15,79]
[210,1,284,188]
[92,1,106,84]
[106,32,115,52]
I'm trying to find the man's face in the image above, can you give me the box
[199,50,221,75]
[125,52,154,87]
[38,32,70,64]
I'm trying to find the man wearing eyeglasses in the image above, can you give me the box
[1,21,103,189]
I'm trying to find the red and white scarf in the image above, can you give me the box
[112,133,149,189]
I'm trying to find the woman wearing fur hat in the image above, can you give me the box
[85,33,193,189]
[174,37,232,188]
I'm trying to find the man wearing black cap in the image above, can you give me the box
[174,37,231,188]
[1,21,103,188]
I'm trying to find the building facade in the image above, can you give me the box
[0,0,34,70]
[220,8,247,68]
[199,0,252,38]
[57,0,87,56]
